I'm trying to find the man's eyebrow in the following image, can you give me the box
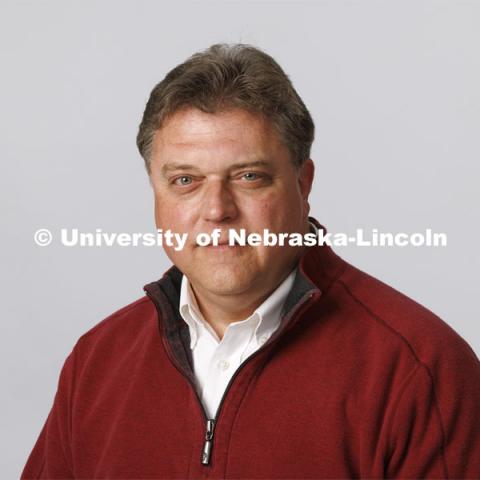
[161,163,199,175]
[160,160,273,175]
[229,160,272,170]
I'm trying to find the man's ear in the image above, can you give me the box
[298,159,315,214]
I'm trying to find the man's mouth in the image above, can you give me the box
[194,235,244,248]
[205,242,239,248]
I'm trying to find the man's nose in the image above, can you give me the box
[201,179,238,224]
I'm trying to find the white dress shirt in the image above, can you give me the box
[179,268,296,419]
[179,221,318,419]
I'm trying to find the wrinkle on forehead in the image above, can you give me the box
[151,107,286,171]
[154,108,275,148]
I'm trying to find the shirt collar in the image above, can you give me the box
[179,277,204,348]
[179,220,319,349]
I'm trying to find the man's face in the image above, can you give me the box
[149,107,314,302]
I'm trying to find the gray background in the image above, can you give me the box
[1,0,479,477]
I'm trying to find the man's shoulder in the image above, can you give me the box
[74,295,158,353]
[335,262,479,367]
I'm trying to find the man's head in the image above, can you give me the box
[137,43,314,174]
[137,44,315,305]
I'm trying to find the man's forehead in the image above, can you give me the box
[153,136,271,171]
[150,108,288,170]
[154,107,276,148]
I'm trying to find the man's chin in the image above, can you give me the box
[190,271,257,297]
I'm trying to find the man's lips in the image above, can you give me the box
[193,237,244,247]
[204,242,240,248]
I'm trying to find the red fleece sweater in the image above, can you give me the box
[22,238,480,478]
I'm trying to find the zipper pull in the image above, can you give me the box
[201,419,215,465]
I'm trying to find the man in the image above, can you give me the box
[22,44,480,479]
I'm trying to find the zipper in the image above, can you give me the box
[201,419,215,465]
[144,286,321,467]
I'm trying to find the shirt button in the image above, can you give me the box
[218,359,230,371]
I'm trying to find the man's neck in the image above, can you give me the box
[189,251,304,340]
[189,287,271,340]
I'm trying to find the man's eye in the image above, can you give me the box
[173,176,193,186]
[242,172,261,181]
